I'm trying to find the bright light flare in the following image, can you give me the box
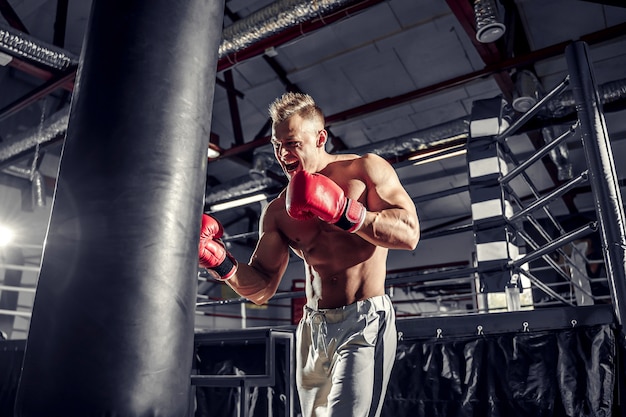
[0,224,15,247]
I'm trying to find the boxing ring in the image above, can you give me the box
[187,41,624,416]
[0,22,623,417]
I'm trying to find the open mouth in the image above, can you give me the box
[284,161,299,172]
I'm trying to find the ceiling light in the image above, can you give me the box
[474,0,506,44]
[412,149,467,166]
[0,225,15,247]
[209,193,268,213]
[408,145,467,166]
[265,46,278,57]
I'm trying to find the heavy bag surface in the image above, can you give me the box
[14,0,224,416]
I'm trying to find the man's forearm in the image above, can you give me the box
[359,210,420,250]
[225,264,277,305]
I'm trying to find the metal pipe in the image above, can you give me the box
[387,266,478,286]
[222,231,259,242]
[1,243,44,250]
[516,268,574,306]
[412,185,469,203]
[500,142,566,236]
[0,263,41,272]
[518,229,575,283]
[499,121,578,185]
[508,171,589,223]
[421,223,473,240]
[510,222,597,269]
[0,284,36,293]
[198,265,480,307]
[196,290,306,307]
[0,309,31,318]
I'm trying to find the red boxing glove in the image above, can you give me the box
[286,171,366,233]
[198,214,238,280]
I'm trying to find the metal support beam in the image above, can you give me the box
[566,41,626,331]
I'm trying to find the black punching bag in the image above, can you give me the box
[14,0,224,416]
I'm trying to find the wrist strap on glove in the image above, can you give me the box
[206,250,238,281]
[335,199,366,233]
[214,258,237,280]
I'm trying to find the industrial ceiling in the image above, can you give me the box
[0,0,626,258]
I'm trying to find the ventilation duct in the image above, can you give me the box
[1,0,357,70]
[0,23,78,70]
[546,78,626,117]
[2,165,47,208]
[0,106,69,166]
[2,164,31,179]
[542,125,573,181]
[220,0,359,58]
[249,148,282,180]
[345,118,470,160]
[204,175,282,207]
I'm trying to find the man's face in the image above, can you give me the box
[271,114,324,178]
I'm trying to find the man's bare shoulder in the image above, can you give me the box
[258,193,292,239]
[264,191,287,217]
[333,152,360,161]
[335,152,391,174]
[333,152,385,165]
[326,152,375,169]
[359,152,388,164]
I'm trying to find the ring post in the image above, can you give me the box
[566,41,626,332]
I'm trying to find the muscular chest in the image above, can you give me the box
[282,216,335,255]
[324,172,366,203]
[280,213,372,266]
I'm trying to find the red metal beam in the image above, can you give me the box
[0,67,76,122]
[7,58,75,91]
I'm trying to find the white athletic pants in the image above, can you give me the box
[295,295,397,417]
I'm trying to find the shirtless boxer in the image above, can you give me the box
[199,92,420,417]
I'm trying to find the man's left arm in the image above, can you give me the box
[356,153,420,250]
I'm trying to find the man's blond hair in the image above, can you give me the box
[268,92,324,126]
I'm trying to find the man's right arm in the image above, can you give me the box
[199,201,290,305]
